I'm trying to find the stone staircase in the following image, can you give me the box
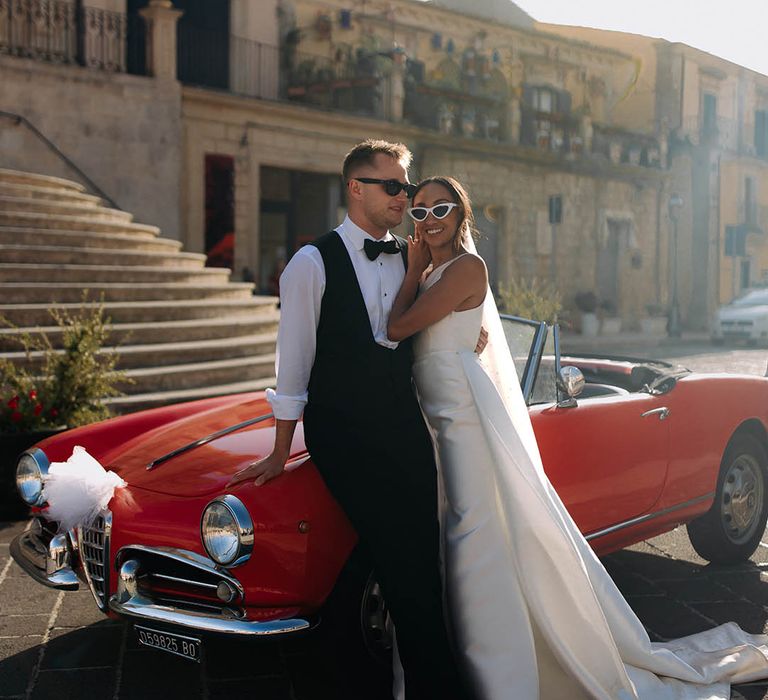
[0,168,279,413]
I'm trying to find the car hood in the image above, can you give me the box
[100,398,306,498]
[718,304,768,321]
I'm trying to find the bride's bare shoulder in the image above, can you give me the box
[445,253,487,279]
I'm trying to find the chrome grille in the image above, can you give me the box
[79,511,111,610]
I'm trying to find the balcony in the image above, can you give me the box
[520,108,581,155]
[404,81,505,140]
[0,0,127,72]
[283,47,383,117]
[592,124,664,168]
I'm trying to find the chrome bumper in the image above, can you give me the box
[110,556,311,637]
[9,519,80,590]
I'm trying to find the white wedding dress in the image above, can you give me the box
[409,256,768,700]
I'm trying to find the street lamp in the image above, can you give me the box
[668,193,684,337]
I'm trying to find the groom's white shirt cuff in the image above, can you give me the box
[267,216,404,421]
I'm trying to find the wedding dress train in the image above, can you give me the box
[410,256,768,700]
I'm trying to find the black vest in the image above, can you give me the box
[307,230,414,418]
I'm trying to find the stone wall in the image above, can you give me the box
[0,55,182,238]
[422,147,668,328]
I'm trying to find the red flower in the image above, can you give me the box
[28,390,37,401]
[49,407,59,418]
[33,403,43,416]
[7,395,19,410]
[10,411,22,422]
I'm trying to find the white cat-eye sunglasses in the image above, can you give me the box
[407,202,459,222]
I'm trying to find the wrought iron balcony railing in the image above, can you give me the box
[0,0,126,72]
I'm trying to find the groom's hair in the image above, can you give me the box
[342,139,412,181]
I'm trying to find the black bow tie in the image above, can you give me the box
[364,238,400,261]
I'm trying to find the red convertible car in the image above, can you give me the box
[10,316,768,665]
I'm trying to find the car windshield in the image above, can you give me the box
[732,289,768,307]
[500,316,558,406]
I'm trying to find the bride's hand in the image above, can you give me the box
[407,233,431,275]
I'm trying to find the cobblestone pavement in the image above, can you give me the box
[561,332,768,376]
[3,339,768,699]
[4,518,768,699]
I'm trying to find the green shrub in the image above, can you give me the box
[0,302,129,432]
[497,277,562,324]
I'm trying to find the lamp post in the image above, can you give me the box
[667,193,684,337]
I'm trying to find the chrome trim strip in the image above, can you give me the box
[115,545,245,599]
[147,414,274,471]
[148,573,219,591]
[585,493,715,541]
[112,559,309,637]
[9,524,80,591]
[110,596,310,636]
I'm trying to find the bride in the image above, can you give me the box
[387,175,768,700]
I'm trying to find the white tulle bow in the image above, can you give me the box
[42,446,126,532]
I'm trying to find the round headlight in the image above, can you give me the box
[200,495,254,567]
[16,450,49,506]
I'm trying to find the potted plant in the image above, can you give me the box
[0,303,128,519]
[574,291,599,337]
[497,277,562,324]
[599,299,622,335]
[640,303,667,335]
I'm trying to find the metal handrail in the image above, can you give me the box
[0,110,119,209]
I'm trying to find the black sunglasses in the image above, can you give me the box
[353,178,417,198]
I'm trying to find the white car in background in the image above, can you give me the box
[712,288,768,345]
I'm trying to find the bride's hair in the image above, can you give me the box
[411,176,477,253]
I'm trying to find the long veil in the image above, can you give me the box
[467,238,546,481]
[462,236,768,699]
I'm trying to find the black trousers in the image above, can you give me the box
[304,396,468,700]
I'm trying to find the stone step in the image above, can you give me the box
[0,196,132,222]
[3,332,277,371]
[105,379,274,413]
[0,226,180,251]
[118,355,276,393]
[0,168,85,192]
[0,262,231,284]
[0,211,158,235]
[0,312,280,350]
[0,282,255,303]
[0,182,103,206]
[0,297,278,325]
[0,243,206,268]
[117,333,277,369]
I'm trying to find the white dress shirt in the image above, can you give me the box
[266,216,406,420]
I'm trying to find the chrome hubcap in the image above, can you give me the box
[721,454,764,544]
[360,574,393,663]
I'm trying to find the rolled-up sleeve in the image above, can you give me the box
[265,247,325,420]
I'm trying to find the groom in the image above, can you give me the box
[230,139,468,699]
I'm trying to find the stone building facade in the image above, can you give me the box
[1,0,708,331]
[543,23,768,329]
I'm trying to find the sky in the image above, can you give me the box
[513,0,768,77]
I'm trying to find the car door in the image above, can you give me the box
[531,392,671,536]
[502,318,671,537]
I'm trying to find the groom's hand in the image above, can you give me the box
[475,326,489,354]
[227,452,287,487]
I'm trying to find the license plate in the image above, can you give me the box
[135,625,202,662]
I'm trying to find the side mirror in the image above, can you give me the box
[557,366,585,407]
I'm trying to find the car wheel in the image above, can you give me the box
[314,548,392,698]
[359,572,394,665]
[686,433,768,564]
